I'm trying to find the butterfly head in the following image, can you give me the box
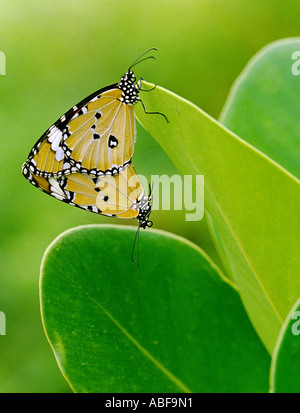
[118,70,140,105]
[138,198,153,229]
[137,184,153,229]
[131,185,153,267]
[124,69,136,83]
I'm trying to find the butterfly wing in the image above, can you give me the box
[63,88,136,176]
[23,83,136,178]
[22,124,69,178]
[23,163,144,219]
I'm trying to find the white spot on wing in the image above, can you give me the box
[47,127,61,143]
[63,162,70,170]
[55,147,65,161]
[49,177,65,198]
[51,132,63,152]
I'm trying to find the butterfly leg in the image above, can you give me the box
[137,77,157,92]
[138,97,169,123]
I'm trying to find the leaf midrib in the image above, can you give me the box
[91,296,192,393]
[43,267,192,393]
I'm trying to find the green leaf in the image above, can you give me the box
[40,225,269,393]
[270,298,300,393]
[135,79,300,354]
[220,38,300,179]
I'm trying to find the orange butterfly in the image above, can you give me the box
[22,48,166,180]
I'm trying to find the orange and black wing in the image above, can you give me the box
[62,87,136,177]
[22,163,144,219]
[23,72,139,179]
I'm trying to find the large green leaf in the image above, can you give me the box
[135,80,300,354]
[40,225,269,393]
[270,298,300,393]
[220,38,300,179]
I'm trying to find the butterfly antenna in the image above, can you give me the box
[129,47,158,70]
[150,181,154,197]
[148,182,154,207]
[131,225,141,268]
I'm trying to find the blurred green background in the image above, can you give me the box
[1,0,300,392]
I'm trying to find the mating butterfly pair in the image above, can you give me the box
[22,49,166,263]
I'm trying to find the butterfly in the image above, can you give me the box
[22,160,153,264]
[22,49,166,265]
[22,48,167,181]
